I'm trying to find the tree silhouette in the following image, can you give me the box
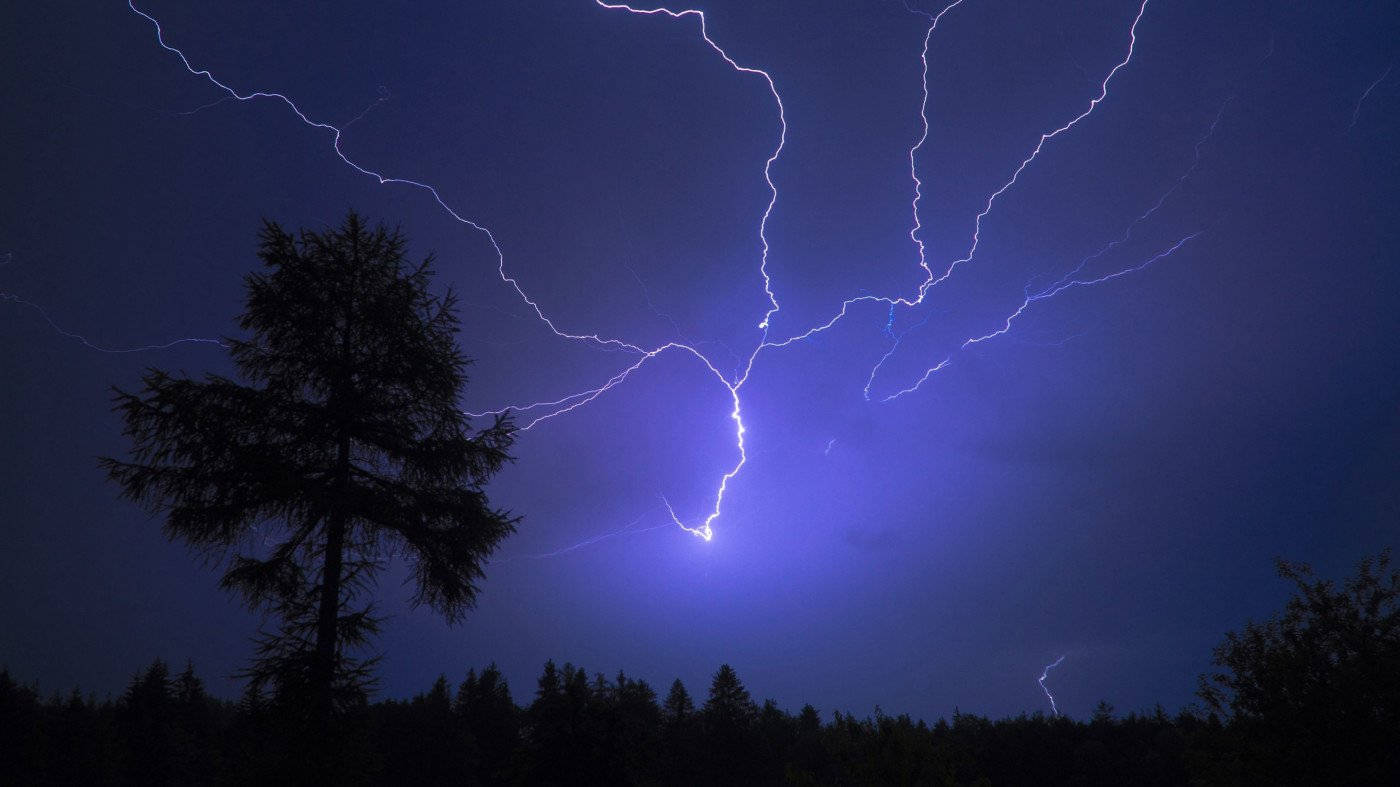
[663,677,695,724]
[660,677,701,781]
[1199,548,1400,784]
[701,663,760,780]
[703,663,757,731]
[454,664,518,781]
[102,213,518,729]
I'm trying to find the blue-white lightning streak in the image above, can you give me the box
[759,0,1155,355]
[596,2,787,335]
[927,0,1152,294]
[126,1,651,358]
[107,0,1202,547]
[900,0,968,290]
[878,234,1198,402]
[864,312,933,401]
[1039,654,1067,717]
[868,94,1230,401]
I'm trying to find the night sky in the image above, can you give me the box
[3,0,1398,721]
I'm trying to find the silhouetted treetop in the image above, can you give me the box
[663,677,695,723]
[1199,548,1400,784]
[703,663,757,730]
[102,213,519,730]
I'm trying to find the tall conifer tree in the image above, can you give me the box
[103,213,518,724]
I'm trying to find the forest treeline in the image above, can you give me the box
[1,654,1393,786]
[0,657,1239,786]
[6,546,1397,785]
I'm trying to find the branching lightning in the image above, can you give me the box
[17,0,1210,548]
[764,0,1192,406]
[867,97,1230,401]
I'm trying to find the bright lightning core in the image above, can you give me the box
[95,1,1206,548]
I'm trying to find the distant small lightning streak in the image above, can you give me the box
[823,437,836,455]
[1,293,225,353]
[1039,654,1067,716]
[1347,64,1393,133]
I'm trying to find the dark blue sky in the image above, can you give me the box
[2,0,1397,720]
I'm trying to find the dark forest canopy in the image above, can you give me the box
[3,550,1397,786]
[0,658,1240,786]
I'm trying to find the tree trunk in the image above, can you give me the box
[315,251,357,725]
[313,434,351,721]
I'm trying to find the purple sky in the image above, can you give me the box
[2,0,1398,720]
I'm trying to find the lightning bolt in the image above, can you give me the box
[758,0,1156,362]
[99,0,1203,546]
[1039,654,1067,717]
[592,1,787,335]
